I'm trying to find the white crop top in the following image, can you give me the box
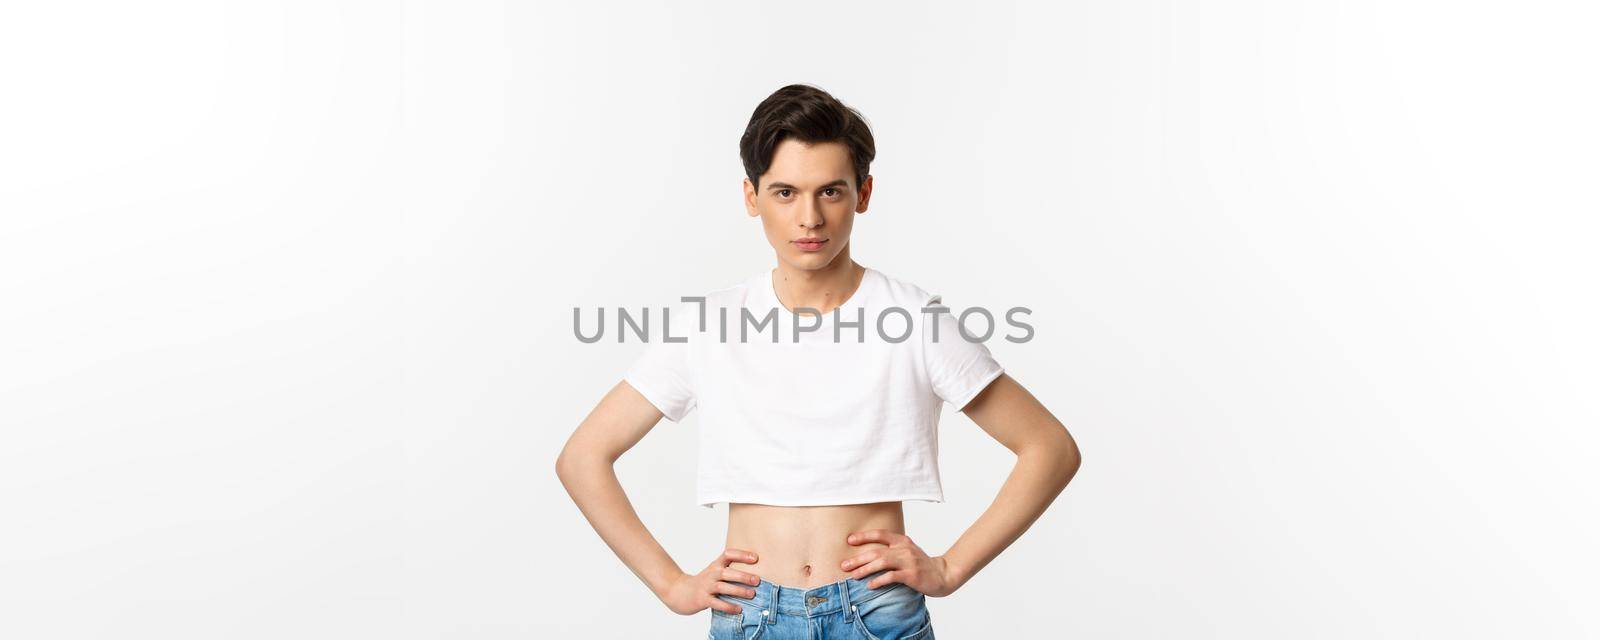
[623,266,1006,509]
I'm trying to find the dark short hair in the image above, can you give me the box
[739,84,876,192]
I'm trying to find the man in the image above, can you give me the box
[557,84,1081,639]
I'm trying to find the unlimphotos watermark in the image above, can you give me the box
[574,297,1034,344]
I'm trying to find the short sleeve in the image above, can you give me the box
[921,295,1005,411]
[623,306,698,423]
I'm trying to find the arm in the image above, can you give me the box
[938,372,1081,591]
[554,380,760,615]
[841,373,1081,595]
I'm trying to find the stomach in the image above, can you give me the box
[724,501,904,589]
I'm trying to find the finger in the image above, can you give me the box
[709,597,743,615]
[846,529,900,546]
[720,548,757,566]
[866,570,901,590]
[714,580,758,599]
[721,567,762,586]
[840,551,880,571]
[850,556,893,581]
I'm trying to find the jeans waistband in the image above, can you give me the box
[731,569,908,618]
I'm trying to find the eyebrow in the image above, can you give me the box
[766,179,850,192]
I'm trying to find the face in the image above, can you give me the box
[743,138,873,272]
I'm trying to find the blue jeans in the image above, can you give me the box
[709,570,934,640]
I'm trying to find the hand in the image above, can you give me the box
[660,548,764,616]
[840,529,960,597]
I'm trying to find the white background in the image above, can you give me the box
[2,1,1596,638]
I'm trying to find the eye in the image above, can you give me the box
[823,188,839,197]
[777,189,792,198]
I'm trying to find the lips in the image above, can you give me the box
[792,238,828,252]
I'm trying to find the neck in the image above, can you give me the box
[772,251,863,315]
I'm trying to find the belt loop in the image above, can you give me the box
[841,580,855,622]
[766,584,778,623]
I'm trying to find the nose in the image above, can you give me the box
[797,198,824,230]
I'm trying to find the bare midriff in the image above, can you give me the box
[724,501,905,590]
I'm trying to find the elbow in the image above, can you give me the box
[1063,446,1082,484]
[554,450,570,484]
[554,445,584,484]
[555,442,611,487]
[1051,427,1082,485]
[555,449,591,498]
[1016,425,1080,487]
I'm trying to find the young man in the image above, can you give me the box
[556,84,1081,639]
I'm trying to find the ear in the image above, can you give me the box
[855,174,873,214]
[743,178,760,217]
